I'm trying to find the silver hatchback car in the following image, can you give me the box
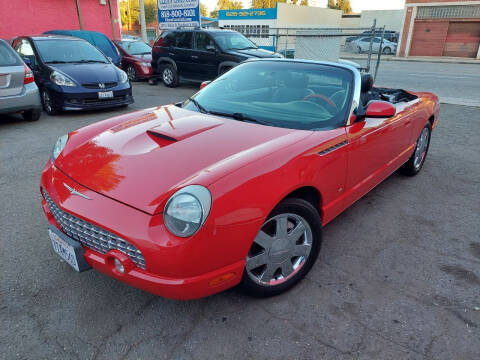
[0,39,41,121]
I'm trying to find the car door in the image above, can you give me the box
[14,38,44,84]
[173,31,195,77]
[344,107,407,209]
[192,32,218,80]
[0,40,25,98]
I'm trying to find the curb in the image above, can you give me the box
[342,56,480,65]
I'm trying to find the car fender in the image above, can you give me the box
[156,57,177,72]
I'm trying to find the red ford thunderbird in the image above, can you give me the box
[40,59,439,299]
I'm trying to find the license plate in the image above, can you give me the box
[98,91,113,99]
[49,226,91,272]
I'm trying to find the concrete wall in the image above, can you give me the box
[340,16,361,28]
[276,3,342,27]
[359,10,405,32]
[0,0,121,40]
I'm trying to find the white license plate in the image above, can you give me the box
[49,228,80,271]
[98,91,114,99]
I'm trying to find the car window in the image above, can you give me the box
[0,41,22,66]
[117,40,151,55]
[186,61,354,131]
[15,39,37,67]
[157,31,176,47]
[175,32,192,49]
[373,38,380,43]
[195,33,215,51]
[211,32,256,51]
[35,39,108,63]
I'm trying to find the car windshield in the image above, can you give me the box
[0,41,22,66]
[184,61,354,131]
[36,39,108,64]
[117,40,151,55]
[212,32,257,51]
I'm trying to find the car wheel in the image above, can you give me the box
[401,123,432,176]
[126,65,137,82]
[22,109,41,121]
[161,64,178,88]
[41,88,59,115]
[383,47,392,55]
[240,198,322,297]
[219,66,231,76]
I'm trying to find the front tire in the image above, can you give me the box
[383,47,392,55]
[41,88,60,115]
[402,123,432,176]
[161,64,178,88]
[240,198,322,297]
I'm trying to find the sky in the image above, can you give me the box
[202,0,406,14]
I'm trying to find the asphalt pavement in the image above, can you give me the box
[1,66,479,359]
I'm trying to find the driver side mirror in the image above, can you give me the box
[206,45,216,53]
[365,101,396,118]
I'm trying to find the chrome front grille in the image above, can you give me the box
[42,190,146,269]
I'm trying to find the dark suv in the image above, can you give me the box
[151,28,282,87]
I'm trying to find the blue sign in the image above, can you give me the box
[218,7,277,20]
[158,0,200,29]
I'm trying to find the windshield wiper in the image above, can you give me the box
[74,60,107,64]
[45,60,69,64]
[208,110,271,126]
[187,98,208,114]
[231,46,257,50]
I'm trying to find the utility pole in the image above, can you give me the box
[107,0,118,40]
[75,0,84,30]
[139,0,148,43]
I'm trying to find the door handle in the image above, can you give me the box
[191,55,199,59]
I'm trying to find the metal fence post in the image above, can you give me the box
[367,19,376,73]
[374,26,385,82]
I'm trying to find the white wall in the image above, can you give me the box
[276,3,342,28]
[359,10,404,32]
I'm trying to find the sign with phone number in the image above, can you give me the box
[158,0,200,29]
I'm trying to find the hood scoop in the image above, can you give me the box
[147,115,224,144]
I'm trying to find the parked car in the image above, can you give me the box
[44,30,122,67]
[351,37,397,55]
[0,39,41,121]
[40,59,439,300]
[11,35,133,115]
[113,39,153,81]
[152,28,282,87]
[276,48,364,70]
[345,30,399,45]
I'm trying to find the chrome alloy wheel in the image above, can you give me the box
[246,213,313,286]
[413,127,430,170]
[42,89,52,113]
[162,68,173,85]
[127,66,137,81]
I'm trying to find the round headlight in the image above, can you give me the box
[52,134,68,162]
[118,69,128,83]
[50,71,75,87]
[164,185,211,237]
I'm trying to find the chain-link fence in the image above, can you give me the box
[233,21,394,80]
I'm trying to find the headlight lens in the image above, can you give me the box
[50,71,75,87]
[52,134,69,162]
[139,62,150,67]
[118,69,128,83]
[164,185,211,237]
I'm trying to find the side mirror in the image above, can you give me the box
[200,80,211,90]
[206,45,216,53]
[365,101,396,118]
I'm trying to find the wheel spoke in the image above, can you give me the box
[280,260,294,277]
[245,252,269,271]
[287,222,305,243]
[260,264,278,283]
[293,244,311,257]
[276,216,288,238]
[254,230,275,249]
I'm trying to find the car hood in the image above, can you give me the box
[225,48,282,58]
[49,63,120,84]
[56,106,311,214]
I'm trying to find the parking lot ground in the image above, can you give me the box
[1,80,480,360]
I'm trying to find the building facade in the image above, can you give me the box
[398,0,480,58]
[0,0,121,40]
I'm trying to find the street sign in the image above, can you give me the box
[158,0,200,29]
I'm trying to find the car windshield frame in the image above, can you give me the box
[35,38,109,64]
[184,60,356,131]
[117,40,151,55]
[211,31,257,51]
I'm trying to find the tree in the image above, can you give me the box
[300,0,308,5]
[210,0,244,17]
[250,0,285,8]
[327,0,352,14]
[200,3,208,17]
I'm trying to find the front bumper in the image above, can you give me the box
[40,163,244,300]
[134,64,153,79]
[0,82,41,114]
[48,83,134,111]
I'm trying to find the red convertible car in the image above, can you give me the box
[40,59,439,299]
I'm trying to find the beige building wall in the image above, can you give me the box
[359,10,404,32]
[340,16,361,28]
[276,3,342,27]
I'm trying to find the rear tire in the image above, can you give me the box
[41,88,60,115]
[161,64,178,88]
[240,198,322,298]
[22,109,41,121]
[401,123,432,176]
[383,47,392,55]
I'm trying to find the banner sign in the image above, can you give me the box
[218,7,277,20]
[158,0,200,29]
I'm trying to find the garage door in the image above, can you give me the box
[443,22,480,58]
[409,20,449,56]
